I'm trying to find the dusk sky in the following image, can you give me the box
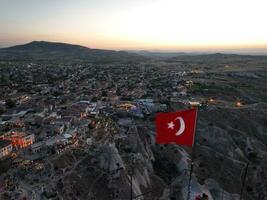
[1,0,267,52]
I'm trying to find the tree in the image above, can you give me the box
[0,160,9,175]
[0,107,5,115]
[116,89,121,96]
[91,96,98,102]
[101,90,107,96]
[5,99,16,108]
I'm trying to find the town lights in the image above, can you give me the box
[209,98,214,103]
[235,101,243,107]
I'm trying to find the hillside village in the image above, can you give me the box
[0,51,267,200]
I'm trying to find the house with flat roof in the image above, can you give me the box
[0,131,35,149]
[0,140,13,158]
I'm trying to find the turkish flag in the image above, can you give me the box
[155,109,197,147]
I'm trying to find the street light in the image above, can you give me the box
[235,101,243,107]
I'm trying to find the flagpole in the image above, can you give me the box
[186,157,194,200]
[186,108,198,200]
[129,155,134,200]
[130,170,133,200]
[240,162,249,200]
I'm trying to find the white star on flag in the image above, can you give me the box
[167,121,175,129]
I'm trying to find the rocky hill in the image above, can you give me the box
[0,41,145,63]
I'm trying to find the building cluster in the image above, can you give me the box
[0,63,216,161]
[0,61,253,199]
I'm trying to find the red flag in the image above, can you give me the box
[155,109,197,147]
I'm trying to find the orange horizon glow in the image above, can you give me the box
[2,35,267,52]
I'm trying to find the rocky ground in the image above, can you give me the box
[0,54,266,200]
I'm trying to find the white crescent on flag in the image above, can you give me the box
[175,117,185,136]
[156,109,197,147]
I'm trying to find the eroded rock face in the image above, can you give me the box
[190,105,266,199]
[51,102,266,200]
[2,57,266,200]
[4,105,264,200]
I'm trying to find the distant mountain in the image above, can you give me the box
[130,50,201,58]
[132,50,267,58]
[0,41,145,63]
[1,41,266,63]
[168,52,267,61]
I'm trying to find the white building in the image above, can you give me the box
[0,140,13,158]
